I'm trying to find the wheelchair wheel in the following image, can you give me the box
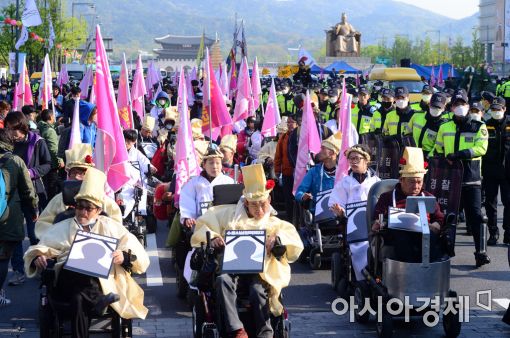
[111,313,121,337]
[176,269,189,299]
[146,213,157,234]
[331,252,348,298]
[39,303,54,338]
[443,290,461,338]
[192,304,204,338]
[309,250,322,270]
[376,308,393,338]
[354,282,370,324]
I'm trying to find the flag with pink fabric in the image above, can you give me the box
[131,55,146,120]
[261,78,281,137]
[38,54,52,110]
[232,57,252,123]
[93,25,130,192]
[292,91,321,195]
[116,53,133,129]
[174,68,200,207]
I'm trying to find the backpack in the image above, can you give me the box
[0,153,11,219]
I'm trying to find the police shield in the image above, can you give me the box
[377,136,401,180]
[424,157,463,223]
[360,133,379,172]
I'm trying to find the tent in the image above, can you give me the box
[324,60,360,74]
[410,63,458,80]
[309,64,323,74]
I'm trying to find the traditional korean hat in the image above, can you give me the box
[191,118,203,139]
[202,143,224,161]
[241,163,275,202]
[219,134,237,153]
[344,144,371,162]
[164,107,179,123]
[321,131,342,155]
[193,139,209,162]
[74,167,106,208]
[399,147,428,178]
[65,144,94,171]
[142,115,156,132]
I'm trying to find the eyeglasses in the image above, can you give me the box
[348,156,365,163]
[75,204,99,212]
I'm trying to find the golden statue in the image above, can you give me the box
[326,13,361,57]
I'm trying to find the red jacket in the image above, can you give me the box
[274,131,294,177]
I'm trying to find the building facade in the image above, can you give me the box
[479,0,508,75]
[153,34,217,73]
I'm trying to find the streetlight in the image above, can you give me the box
[426,30,441,64]
[72,2,95,34]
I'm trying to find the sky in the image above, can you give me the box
[394,0,479,19]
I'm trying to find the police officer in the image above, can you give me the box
[277,81,294,114]
[371,81,383,102]
[480,91,496,121]
[406,93,449,158]
[352,86,376,136]
[434,89,490,267]
[499,77,510,108]
[482,97,510,245]
[370,88,394,133]
[411,85,433,113]
[382,87,416,137]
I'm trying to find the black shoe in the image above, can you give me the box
[474,252,491,268]
[503,232,510,245]
[94,293,120,315]
[503,306,510,325]
[487,234,499,246]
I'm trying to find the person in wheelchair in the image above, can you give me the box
[329,144,380,218]
[35,144,122,239]
[371,147,446,263]
[191,164,303,338]
[295,132,342,214]
[24,168,150,338]
[179,145,234,228]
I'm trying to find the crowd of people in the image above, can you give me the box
[0,60,509,338]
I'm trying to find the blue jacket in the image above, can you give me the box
[295,163,336,213]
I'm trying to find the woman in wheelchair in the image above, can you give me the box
[191,164,303,338]
[24,168,150,338]
[329,144,379,218]
[370,147,446,263]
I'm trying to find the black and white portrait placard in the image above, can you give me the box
[64,230,119,279]
[221,230,266,274]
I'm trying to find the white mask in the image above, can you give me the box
[422,94,432,103]
[352,97,359,104]
[1,90,6,95]
[490,110,505,120]
[453,105,469,117]
[395,99,408,109]
[282,88,289,95]
[158,99,167,106]
[470,113,482,121]
[429,107,442,117]
[329,97,338,104]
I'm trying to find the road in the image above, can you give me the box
[1,217,510,338]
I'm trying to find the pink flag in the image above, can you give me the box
[56,64,69,90]
[293,91,321,195]
[202,48,232,138]
[355,72,361,87]
[79,66,93,100]
[38,54,52,110]
[68,99,82,149]
[186,73,195,107]
[93,25,130,192]
[116,53,133,129]
[437,65,445,87]
[17,60,33,110]
[229,55,238,100]
[174,68,200,207]
[190,67,197,81]
[261,78,281,137]
[429,66,436,87]
[335,79,358,184]
[251,56,262,113]
[145,61,161,101]
[219,62,229,98]
[131,55,146,120]
[232,57,251,123]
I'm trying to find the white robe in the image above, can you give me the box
[328,171,380,281]
[179,174,235,223]
[119,147,153,217]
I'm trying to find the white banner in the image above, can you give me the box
[8,53,15,74]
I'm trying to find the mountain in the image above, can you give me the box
[2,0,479,62]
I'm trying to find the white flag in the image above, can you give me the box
[15,26,29,50]
[48,18,56,50]
[21,0,42,27]
[298,47,317,66]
